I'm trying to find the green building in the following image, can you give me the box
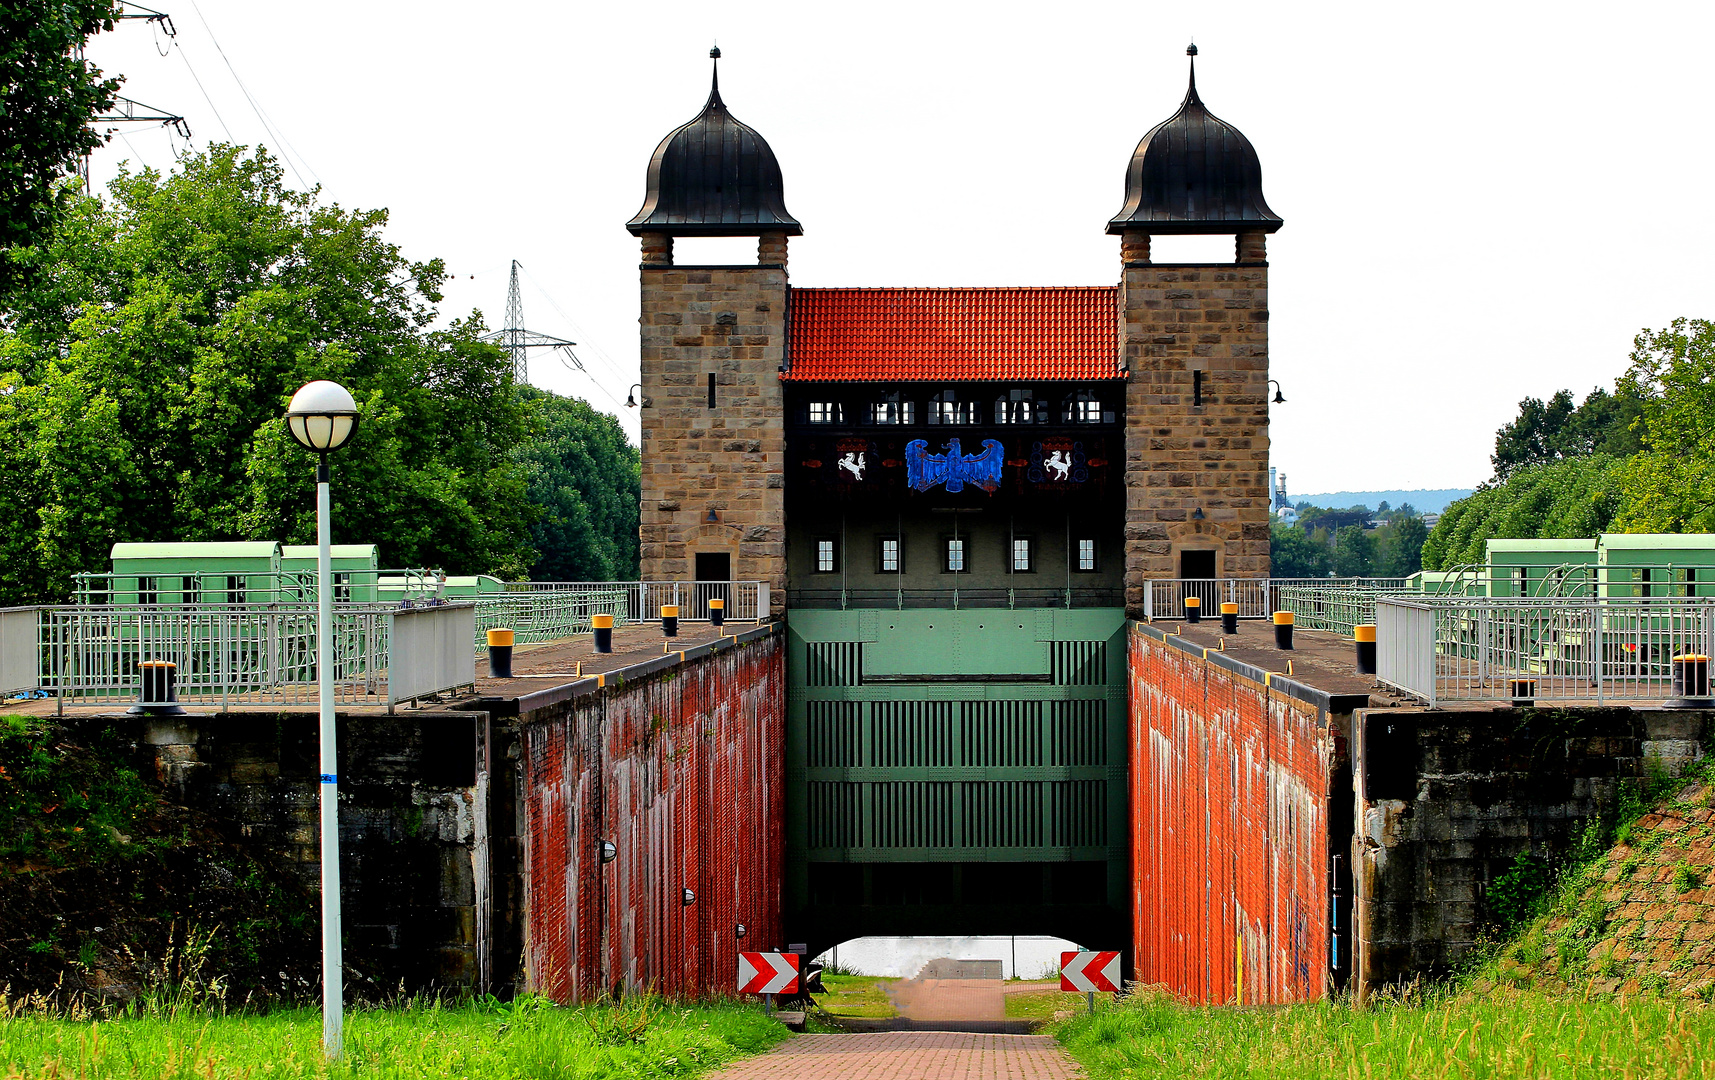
[280,543,381,602]
[1597,533,1715,598]
[104,542,282,605]
[1482,538,1598,598]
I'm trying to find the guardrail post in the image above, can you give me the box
[1593,604,1604,705]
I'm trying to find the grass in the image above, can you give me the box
[811,975,897,1019]
[0,996,790,1079]
[1002,988,1073,1021]
[1052,987,1715,1079]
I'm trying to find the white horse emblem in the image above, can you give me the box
[1045,450,1072,481]
[838,452,866,480]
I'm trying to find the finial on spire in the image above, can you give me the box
[707,45,722,104]
[710,45,721,59]
[1186,42,1197,56]
[1185,42,1199,101]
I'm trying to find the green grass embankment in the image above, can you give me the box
[0,996,788,1079]
[812,975,897,1019]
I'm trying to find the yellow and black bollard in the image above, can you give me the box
[592,613,614,653]
[1354,624,1377,675]
[661,605,679,637]
[1668,654,1711,706]
[1510,678,1537,707]
[1183,596,1201,624]
[487,628,516,678]
[131,659,186,715]
[1220,602,1239,635]
[709,597,725,628]
[1273,611,1294,650]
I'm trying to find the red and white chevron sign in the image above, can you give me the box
[1060,951,1122,993]
[738,951,799,995]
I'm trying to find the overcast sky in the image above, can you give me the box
[83,1,1715,496]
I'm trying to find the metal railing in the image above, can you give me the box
[1376,596,1715,706]
[788,586,1124,610]
[1277,582,1415,637]
[4,602,477,711]
[503,581,769,623]
[1140,578,1410,622]
[72,568,446,606]
[471,587,630,649]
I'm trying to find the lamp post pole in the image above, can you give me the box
[316,453,342,1059]
[286,379,359,1062]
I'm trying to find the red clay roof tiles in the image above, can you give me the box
[784,286,1120,382]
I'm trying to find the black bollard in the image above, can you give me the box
[1354,624,1377,675]
[1273,611,1294,650]
[1510,678,1537,707]
[1667,654,1712,707]
[130,659,186,715]
[592,613,614,653]
[661,605,679,637]
[487,628,515,679]
[709,597,725,628]
[1183,596,1201,624]
[1220,602,1239,635]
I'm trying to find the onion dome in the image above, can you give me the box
[1107,46,1282,235]
[626,48,802,237]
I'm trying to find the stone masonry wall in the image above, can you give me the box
[638,232,788,613]
[1119,230,1272,619]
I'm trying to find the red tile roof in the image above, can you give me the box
[784,286,1120,382]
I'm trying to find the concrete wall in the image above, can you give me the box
[515,628,786,1001]
[1128,624,1362,1003]
[117,710,490,992]
[1352,705,1708,994]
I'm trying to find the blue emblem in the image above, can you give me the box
[904,438,1005,493]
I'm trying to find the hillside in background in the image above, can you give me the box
[1292,489,1474,514]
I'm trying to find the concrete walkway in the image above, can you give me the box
[709,1032,1082,1080]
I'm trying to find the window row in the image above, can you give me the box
[801,389,1115,427]
[813,536,1102,574]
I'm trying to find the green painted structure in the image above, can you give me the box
[785,607,1129,956]
[440,575,507,597]
[1483,538,1598,597]
[1598,533,1715,598]
[104,542,282,604]
[280,544,381,602]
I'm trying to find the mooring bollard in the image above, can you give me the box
[130,659,186,716]
[661,605,679,637]
[592,613,614,653]
[1221,602,1239,635]
[1273,611,1294,650]
[709,597,725,628]
[1354,624,1377,675]
[487,628,515,679]
[1183,596,1201,624]
[1510,677,1537,707]
[1668,653,1711,707]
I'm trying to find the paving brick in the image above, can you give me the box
[708,1032,1082,1080]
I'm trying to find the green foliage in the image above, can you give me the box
[0,1,122,293]
[0,715,154,862]
[1379,514,1428,577]
[1613,318,1715,532]
[0,146,538,602]
[1269,521,1329,578]
[0,998,790,1078]
[1052,988,1715,1079]
[1488,850,1554,932]
[1330,524,1375,577]
[1421,455,1626,570]
[1670,860,1702,894]
[1492,387,1645,480]
[520,388,639,581]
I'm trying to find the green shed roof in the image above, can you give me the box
[111,542,280,559]
[1486,538,1598,553]
[281,545,379,561]
[1599,533,1715,550]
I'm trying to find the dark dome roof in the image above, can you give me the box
[626,54,801,237]
[1107,51,1282,235]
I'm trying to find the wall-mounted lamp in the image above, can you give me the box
[683,888,696,906]
[624,383,649,408]
[705,508,720,524]
[1192,507,1206,520]
[598,839,618,864]
[735,923,747,939]
[1267,379,1286,405]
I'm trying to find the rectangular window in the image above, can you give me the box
[1011,538,1033,572]
[1192,370,1204,407]
[335,572,352,603]
[1638,567,1653,599]
[226,575,246,605]
[995,389,1036,425]
[707,373,717,409]
[878,536,901,573]
[137,575,158,605]
[1077,539,1097,571]
[868,398,915,425]
[808,402,843,424]
[181,576,196,603]
[816,538,838,573]
[945,538,966,573]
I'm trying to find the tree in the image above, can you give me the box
[0,145,537,603]
[1612,318,1715,532]
[0,1,122,291]
[1379,515,1428,577]
[1490,385,1644,479]
[1420,455,1625,570]
[520,389,640,581]
[1331,525,1375,577]
[1270,520,1329,578]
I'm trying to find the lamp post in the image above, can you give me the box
[285,380,359,1060]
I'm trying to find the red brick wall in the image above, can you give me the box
[1128,625,1333,1003]
[521,634,786,1001]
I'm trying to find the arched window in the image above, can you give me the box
[928,390,980,425]
[1062,390,1110,424]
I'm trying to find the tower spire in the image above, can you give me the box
[1185,43,1200,103]
[708,45,722,106]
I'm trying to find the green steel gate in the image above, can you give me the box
[785,608,1129,957]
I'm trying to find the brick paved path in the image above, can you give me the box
[709,1032,1082,1080]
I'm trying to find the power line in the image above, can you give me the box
[188,1,316,189]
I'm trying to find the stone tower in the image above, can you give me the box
[1109,46,1281,617]
[628,49,798,612]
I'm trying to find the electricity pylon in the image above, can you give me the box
[480,261,578,386]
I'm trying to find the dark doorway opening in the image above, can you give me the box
[695,552,732,621]
[695,552,731,581]
[1179,549,1218,609]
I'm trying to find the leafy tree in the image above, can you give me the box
[520,388,639,581]
[1270,520,1329,578]
[1379,515,1428,577]
[0,1,122,291]
[1331,525,1375,577]
[1612,318,1715,532]
[0,145,537,603]
[1421,455,1625,570]
[1490,386,1644,479]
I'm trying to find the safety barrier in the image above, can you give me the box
[502,581,768,622]
[1140,578,1410,621]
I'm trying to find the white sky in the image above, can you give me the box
[83,0,1715,494]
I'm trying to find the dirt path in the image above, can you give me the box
[708,1032,1081,1080]
[883,977,1062,1022]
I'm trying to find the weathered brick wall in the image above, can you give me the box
[1128,624,1342,1003]
[121,711,489,991]
[637,233,787,611]
[519,631,786,1001]
[1118,233,1272,617]
[1353,706,1708,995]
